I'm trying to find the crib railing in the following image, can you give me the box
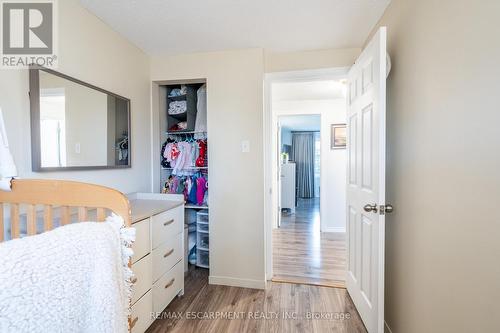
[0,179,131,242]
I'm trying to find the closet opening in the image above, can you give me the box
[152,79,210,282]
[265,71,348,287]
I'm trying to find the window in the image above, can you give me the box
[40,88,66,167]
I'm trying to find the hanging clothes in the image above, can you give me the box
[161,133,208,205]
[202,183,209,206]
[190,141,199,167]
[194,84,207,138]
[161,138,207,173]
[161,140,174,168]
[116,135,128,161]
[188,176,198,204]
[163,172,207,206]
[196,140,207,167]
[185,177,192,195]
[196,176,207,206]
[173,141,191,175]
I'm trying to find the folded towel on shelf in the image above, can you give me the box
[168,85,187,97]
[168,101,187,115]
[0,214,135,333]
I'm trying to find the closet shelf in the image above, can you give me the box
[185,205,209,210]
[197,246,209,251]
[168,111,188,121]
[167,95,187,101]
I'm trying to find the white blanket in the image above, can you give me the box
[0,214,135,333]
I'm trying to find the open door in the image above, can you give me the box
[277,123,282,228]
[346,27,388,333]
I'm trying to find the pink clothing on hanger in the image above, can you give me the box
[196,176,207,206]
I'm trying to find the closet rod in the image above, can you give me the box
[162,167,208,170]
[165,130,207,135]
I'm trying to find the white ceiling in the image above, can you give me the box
[280,115,321,132]
[272,80,346,101]
[79,0,391,56]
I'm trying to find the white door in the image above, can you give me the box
[277,123,282,228]
[346,27,387,333]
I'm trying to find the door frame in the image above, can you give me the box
[263,67,350,280]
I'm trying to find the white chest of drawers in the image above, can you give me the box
[128,193,185,333]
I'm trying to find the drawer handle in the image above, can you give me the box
[165,278,175,289]
[130,316,139,329]
[163,219,174,226]
[131,277,138,284]
[164,249,174,258]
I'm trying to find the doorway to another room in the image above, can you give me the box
[269,77,348,288]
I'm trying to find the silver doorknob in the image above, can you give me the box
[379,204,394,215]
[385,204,393,213]
[363,204,378,213]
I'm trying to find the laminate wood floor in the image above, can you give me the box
[273,198,347,288]
[146,268,367,333]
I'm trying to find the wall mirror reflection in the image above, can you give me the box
[30,68,131,171]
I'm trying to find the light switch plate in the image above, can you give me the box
[241,140,250,153]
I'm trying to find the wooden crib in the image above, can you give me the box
[0,178,133,331]
[0,179,131,241]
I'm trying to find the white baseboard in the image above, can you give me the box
[384,321,394,333]
[209,275,266,290]
[322,226,346,233]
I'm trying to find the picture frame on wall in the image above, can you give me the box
[331,124,347,149]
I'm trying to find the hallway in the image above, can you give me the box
[273,198,347,287]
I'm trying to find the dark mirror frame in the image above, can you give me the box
[29,67,132,172]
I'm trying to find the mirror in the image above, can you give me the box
[29,68,131,171]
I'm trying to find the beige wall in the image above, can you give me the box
[151,47,360,287]
[370,1,500,332]
[265,48,360,72]
[151,49,266,288]
[0,0,150,193]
